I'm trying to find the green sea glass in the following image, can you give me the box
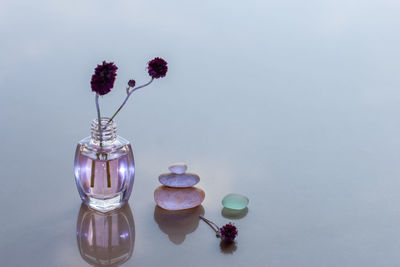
[222,193,249,210]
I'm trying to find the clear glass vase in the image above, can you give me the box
[74,118,135,212]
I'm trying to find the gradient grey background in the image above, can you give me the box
[1,0,400,266]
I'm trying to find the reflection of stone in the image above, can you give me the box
[76,204,135,266]
[221,207,249,219]
[154,205,204,244]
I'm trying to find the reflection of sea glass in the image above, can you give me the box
[76,204,135,266]
[222,207,249,219]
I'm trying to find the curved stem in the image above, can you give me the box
[106,78,154,124]
[199,215,220,233]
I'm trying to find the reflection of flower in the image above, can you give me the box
[148,57,168,79]
[220,240,237,254]
[199,216,238,243]
[91,61,118,95]
[219,223,238,242]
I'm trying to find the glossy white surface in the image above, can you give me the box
[1,0,400,266]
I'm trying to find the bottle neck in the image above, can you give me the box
[91,117,117,144]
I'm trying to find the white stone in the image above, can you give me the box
[168,162,187,174]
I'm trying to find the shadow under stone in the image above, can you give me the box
[154,205,205,245]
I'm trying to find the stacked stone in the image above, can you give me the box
[154,163,205,210]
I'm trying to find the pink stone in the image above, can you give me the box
[154,186,205,210]
[159,173,200,188]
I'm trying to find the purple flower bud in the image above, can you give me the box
[147,57,168,79]
[219,223,238,242]
[128,80,136,87]
[91,61,118,96]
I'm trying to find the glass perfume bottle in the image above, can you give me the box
[74,118,135,212]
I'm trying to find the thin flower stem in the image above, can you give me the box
[95,94,103,148]
[106,78,154,124]
[92,94,103,188]
[199,215,220,233]
[94,94,112,187]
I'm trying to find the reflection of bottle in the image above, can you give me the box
[74,118,135,212]
[154,205,204,244]
[76,203,135,266]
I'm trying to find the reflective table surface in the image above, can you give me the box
[1,0,400,266]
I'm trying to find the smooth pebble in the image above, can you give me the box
[168,162,187,174]
[159,173,200,188]
[154,186,205,210]
[222,193,249,210]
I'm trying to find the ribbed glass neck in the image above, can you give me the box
[91,117,117,143]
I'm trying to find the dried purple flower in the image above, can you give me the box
[91,61,118,95]
[219,223,238,242]
[90,57,167,128]
[128,80,136,87]
[199,216,239,244]
[147,57,168,79]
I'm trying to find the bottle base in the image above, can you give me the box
[84,193,126,212]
